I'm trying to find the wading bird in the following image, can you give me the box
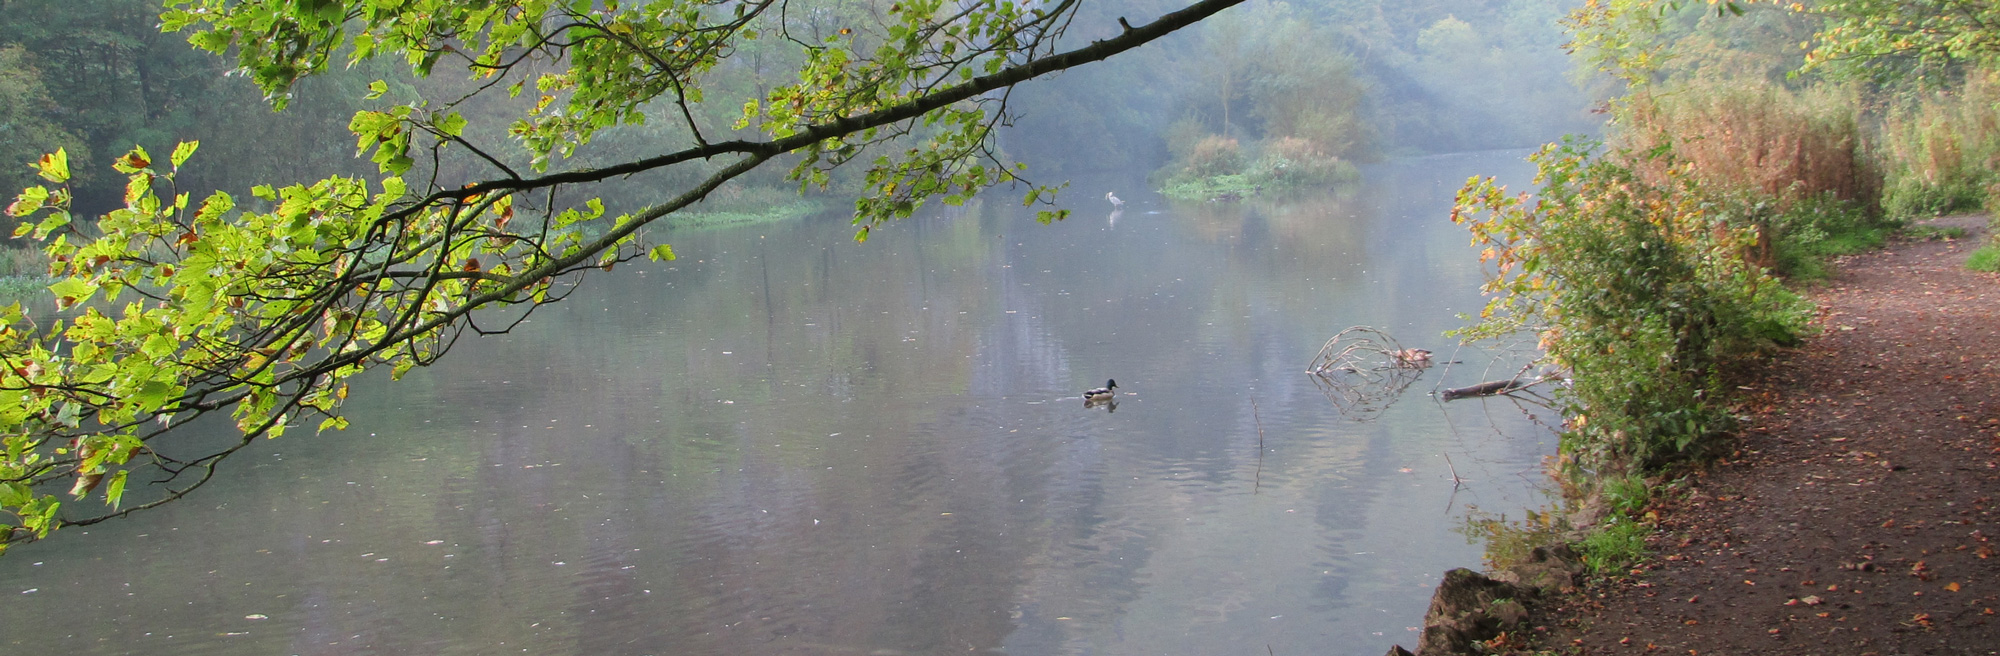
[1106,192,1125,208]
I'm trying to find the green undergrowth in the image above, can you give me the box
[1969,240,2000,272]
[1769,195,1893,280]
[1577,474,1654,573]
[1464,510,1652,578]
[1464,473,1665,578]
[1157,159,1361,200]
[664,200,823,231]
[1158,173,1262,201]
[1579,519,1650,573]
[1978,216,2000,272]
[1903,224,1969,241]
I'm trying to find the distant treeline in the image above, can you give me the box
[0,0,1594,223]
[1005,0,1599,177]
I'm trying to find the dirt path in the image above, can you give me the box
[1539,215,2000,655]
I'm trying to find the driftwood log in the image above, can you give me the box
[1440,379,1529,401]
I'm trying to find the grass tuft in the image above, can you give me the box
[1578,519,1649,574]
[1968,242,2000,272]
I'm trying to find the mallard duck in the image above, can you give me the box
[1083,379,1118,401]
[1391,348,1433,368]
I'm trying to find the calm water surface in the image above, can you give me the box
[2,150,1559,655]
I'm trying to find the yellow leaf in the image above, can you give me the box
[1947,582,1961,592]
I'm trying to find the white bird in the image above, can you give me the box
[1106,192,1125,208]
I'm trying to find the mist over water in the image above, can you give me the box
[1,150,1560,656]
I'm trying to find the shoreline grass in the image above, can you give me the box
[662,200,825,232]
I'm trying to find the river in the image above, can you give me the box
[1,149,1558,656]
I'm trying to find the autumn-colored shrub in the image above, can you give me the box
[1182,136,1245,179]
[1454,140,1811,476]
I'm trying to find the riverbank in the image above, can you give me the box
[1521,213,2000,654]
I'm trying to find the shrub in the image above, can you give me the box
[1251,136,1356,188]
[1601,474,1651,517]
[1454,139,1811,476]
[1182,136,1245,179]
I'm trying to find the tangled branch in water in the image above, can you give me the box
[1306,326,1430,421]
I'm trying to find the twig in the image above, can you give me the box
[1442,451,1464,487]
[1252,399,1266,494]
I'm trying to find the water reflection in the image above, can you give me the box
[0,150,1556,656]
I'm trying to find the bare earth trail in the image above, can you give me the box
[1540,215,2000,655]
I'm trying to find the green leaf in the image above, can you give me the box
[47,277,96,307]
[33,149,69,183]
[7,187,49,217]
[104,470,128,510]
[0,482,27,507]
[140,332,179,359]
[436,112,468,137]
[132,380,177,410]
[188,29,232,54]
[170,141,201,169]
[112,146,153,174]
[647,244,677,261]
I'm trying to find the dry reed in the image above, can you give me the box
[1618,81,1881,210]
[1879,70,2000,217]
